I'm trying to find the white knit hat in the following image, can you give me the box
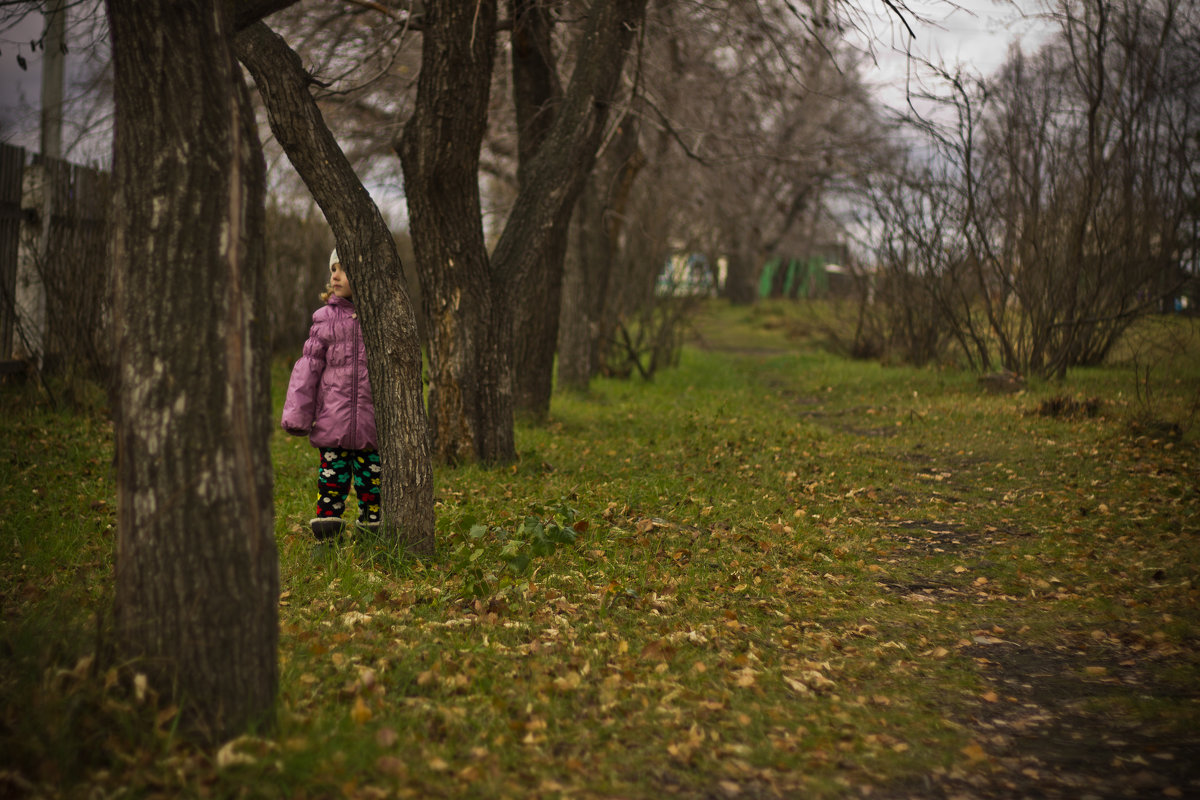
[329,248,339,268]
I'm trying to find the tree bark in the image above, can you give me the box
[558,111,644,391]
[510,0,566,420]
[722,232,762,305]
[397,0,508,465]
[396,0,647,461]
[495,0,649,410]
[235,22,435,556]
[107,0,277,742]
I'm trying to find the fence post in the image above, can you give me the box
[14,161,49,369]
[0,144,24,366]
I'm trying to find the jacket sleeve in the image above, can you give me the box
[280,316,328,435]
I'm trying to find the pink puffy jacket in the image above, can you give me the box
[281,296,378,451]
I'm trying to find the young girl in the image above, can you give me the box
[281,249,382,544]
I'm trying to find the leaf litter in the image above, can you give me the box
[2,304,1198,798]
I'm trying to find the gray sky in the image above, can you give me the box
[856,0,1054,112]
[1,1,1056,162]
[1,4,109,164]
[0,12,47,142]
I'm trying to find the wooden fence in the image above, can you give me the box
[0,142,111,377]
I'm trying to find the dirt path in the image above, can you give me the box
[877,521,1200,798]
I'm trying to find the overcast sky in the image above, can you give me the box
[1,0,1055,163]
[1,12,47,143]
[855,0,1054,112]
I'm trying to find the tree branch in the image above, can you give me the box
[232,0,301,33]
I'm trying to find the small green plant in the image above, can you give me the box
[451,502,585,597]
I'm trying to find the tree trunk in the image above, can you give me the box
[510,0,566,421]
[107,0,277,742]
[397,0,646,460]
[493,0,649,403]
[722,235,761,305]
[559,111,644,391]
[557,184,605,392]
[397,0,511,465]
[235,22,435,557]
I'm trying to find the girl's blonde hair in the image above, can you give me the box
[320,248,339,302]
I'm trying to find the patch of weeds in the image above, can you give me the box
[448,502,586,599]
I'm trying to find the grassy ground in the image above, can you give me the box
[2,300,1198,799]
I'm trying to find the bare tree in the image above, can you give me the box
[396,0,648,463]
[554,0,887,388]
[863,0,1200,377]
[235,19,435,556]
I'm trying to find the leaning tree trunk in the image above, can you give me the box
[492,0,649,405]
[107,0,277,742]
[398,0,646,461]
[235,22,435,556]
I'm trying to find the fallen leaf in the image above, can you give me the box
[216,736,269,769]
[342,611,373,628]
[961,741,988,763]
[376,755,406,776]
[351,696,372,724]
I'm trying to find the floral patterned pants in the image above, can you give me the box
[315,448,382,523]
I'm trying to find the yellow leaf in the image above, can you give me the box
[216,736,263,769]
[351,696,372,724]
[981,691,999,703]
[783,675,811,694]
[428,757,450,772]
[553,671,582,691]
[961,741,988,763]
[342,611,373,628]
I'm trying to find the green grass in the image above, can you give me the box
[2,300,1198,798]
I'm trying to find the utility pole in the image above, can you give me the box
[16,0,68,369]
[40,0,66,159]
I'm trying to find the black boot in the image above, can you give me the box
[310,517,346,541]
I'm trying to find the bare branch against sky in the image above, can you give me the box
[1,0,1053,166]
